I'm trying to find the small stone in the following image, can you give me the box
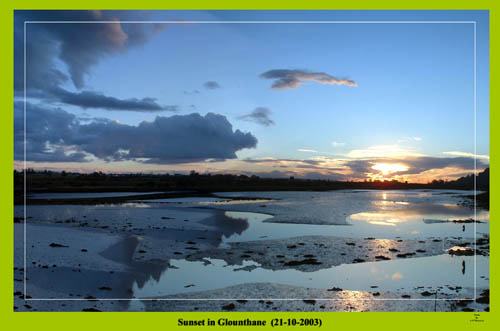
[49,243,68,248]
[222,303,236,311]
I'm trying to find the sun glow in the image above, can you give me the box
[372,163,409,175]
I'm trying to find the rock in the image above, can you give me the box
[456,300,472,307]
[476,290,489,304]
[82,308,102,312]
[372,292,380,296]
[81,249,88,252]
[476,296,489,304]
[303,299,316,305]
[49,243,68,248]
[396,252,416,258]
[401,295,411,298]
[222,303,236,311]
[99,286,112,291]
[236,300,248,304]
[352,258,365,263]
[327,287,342,292]
[375,255,390,260]
[420,291,434,296]
[446,246,475,256]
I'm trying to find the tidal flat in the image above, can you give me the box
[14,190,489,312]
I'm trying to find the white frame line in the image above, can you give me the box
[22,19,481,303]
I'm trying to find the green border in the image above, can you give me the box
[1,1,496,329]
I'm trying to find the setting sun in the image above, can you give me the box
[372,163,409,175]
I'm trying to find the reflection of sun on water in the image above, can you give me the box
[350,212,404,226]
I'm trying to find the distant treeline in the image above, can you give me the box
[14,168,489,194]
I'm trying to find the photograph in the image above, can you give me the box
[12,9,490,314]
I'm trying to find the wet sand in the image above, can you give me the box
[14,190,489,312]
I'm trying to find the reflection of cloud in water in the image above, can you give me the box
[198,211,251,239]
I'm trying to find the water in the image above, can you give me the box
[16,189,489,302]
[133,255,489,298]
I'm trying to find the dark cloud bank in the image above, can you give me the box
[15,102,257,164]
[14,10,173,112]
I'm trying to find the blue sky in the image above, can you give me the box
[14,10,489,182]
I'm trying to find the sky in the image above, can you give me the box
[13,10,490,183]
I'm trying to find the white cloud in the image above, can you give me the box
[346,144,424,159]
[443,151,490,160]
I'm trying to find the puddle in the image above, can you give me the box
[219,206,487,244]
[132,254,488,298]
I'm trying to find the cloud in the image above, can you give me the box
[14,10,172,112]
[260,69,357,90]
[49,87,177,112]
[203,81,221,90]
[397,136,423,143]
[346,144,424,159]
[298,148,318,153]
[238,107,275,126]
[331,141,346,147]
[15,102,257,164]
[443,151,490,160]
[343,156,488,179]
[242,158,322,166]
[183,90,201,95]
